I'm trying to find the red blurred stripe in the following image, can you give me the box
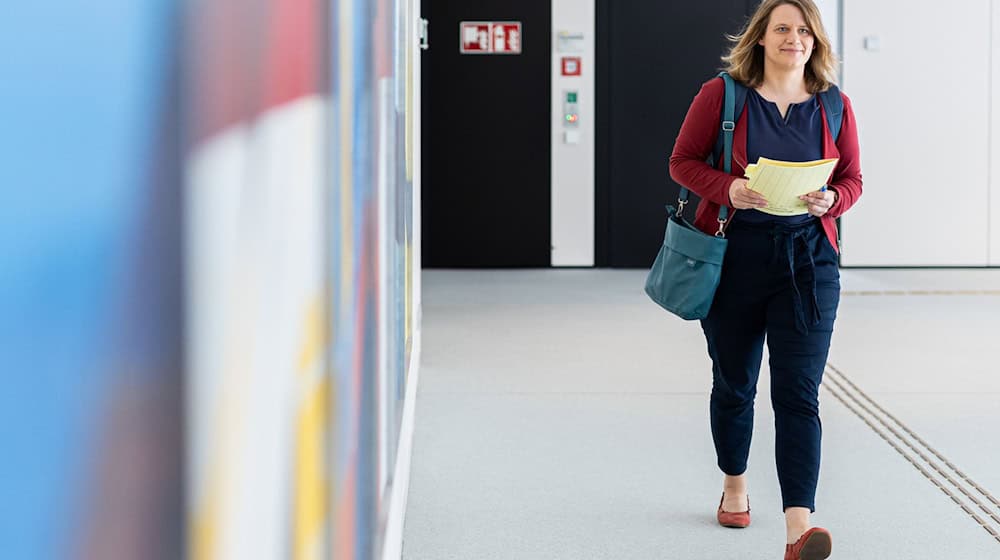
[261,0,324,109]
[190,0,324,144]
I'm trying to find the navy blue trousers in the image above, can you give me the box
[700,218,840,512]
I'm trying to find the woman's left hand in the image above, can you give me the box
[799,189,836,217]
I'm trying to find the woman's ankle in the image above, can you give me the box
[721,474,749,511]
[784,506,811,543]
[722,473,747,495]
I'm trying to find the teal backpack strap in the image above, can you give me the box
[818,85,844,143]
[707,72,748,177]
[678,72,736,230]
[715,72,736,226]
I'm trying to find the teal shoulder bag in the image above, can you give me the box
[644,72,737,320]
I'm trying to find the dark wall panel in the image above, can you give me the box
[421,0,551,267]
[599,1,755,267]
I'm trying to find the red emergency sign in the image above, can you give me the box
[460,21,522,54]
[561,57,581,76]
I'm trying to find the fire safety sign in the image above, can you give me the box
[561,57,581,76]
[460,21,522,54]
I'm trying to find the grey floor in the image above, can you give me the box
[403,269,1000,559]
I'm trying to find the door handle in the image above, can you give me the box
[420,18,429,50]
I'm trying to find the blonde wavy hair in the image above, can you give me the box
[722,0,839,93]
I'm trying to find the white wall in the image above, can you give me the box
[840,0,995,266]
[993,2,1000,265]
[815,0,841,62]
[551,0,596,266]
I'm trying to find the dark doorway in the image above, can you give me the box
[597,1,755,267]
[421,0,552,267]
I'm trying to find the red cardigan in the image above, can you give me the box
[668,77,863,253]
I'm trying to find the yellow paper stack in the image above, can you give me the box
[744,157,839,216]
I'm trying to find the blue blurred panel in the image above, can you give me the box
[0,1,180,558]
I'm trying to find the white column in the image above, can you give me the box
[551,0,595,266]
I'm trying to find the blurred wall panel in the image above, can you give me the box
[3,0,417,556]
[330,0,378,555]
[184,0,331,558]
[0,1,184,559]
[331,0,416,556]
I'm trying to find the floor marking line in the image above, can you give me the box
[822,383,1000,544]
[826,363,1000,513]
[823,373,1000,527]
[841,290,1000,296]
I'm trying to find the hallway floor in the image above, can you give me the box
[403,269,1000,559]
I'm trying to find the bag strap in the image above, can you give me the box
[677,72,736,236]
[709,74,748,173]
[817,85,844,143]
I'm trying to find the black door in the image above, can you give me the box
[597,1,755,267]
[421,0,551,267]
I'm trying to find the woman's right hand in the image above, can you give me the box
[728,178,769,209]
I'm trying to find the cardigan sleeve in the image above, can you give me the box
[827,92,863,218]
[668,79,739,207]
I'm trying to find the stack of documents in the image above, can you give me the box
[744,157,838,216]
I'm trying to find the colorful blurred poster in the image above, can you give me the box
[0,1,184,559]
[2,0,416,557]
[331,0,415,556]
[184,0,333,558]
[330,0,377,555]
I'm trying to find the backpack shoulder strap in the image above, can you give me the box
[817,85,844,143]
[710,72,748,172]
[732,79,749,124]
[679,72,739,222]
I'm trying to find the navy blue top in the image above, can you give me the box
[735,89,824,225]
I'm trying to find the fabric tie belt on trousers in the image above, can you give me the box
[730,219,822,335]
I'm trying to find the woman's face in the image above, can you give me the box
[758,3,815,71]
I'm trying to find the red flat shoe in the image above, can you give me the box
[784,527,832,560]
[716,493,750,528]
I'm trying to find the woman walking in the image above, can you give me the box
[669,1,862,558]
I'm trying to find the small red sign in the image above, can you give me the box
[561,56,581,76]
[460,22,522,54]
[493,23,521,53]
[460,23,491,53]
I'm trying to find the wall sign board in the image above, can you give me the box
[460,21,522,54]
[556,31,584,53]
[561,56,581,76]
